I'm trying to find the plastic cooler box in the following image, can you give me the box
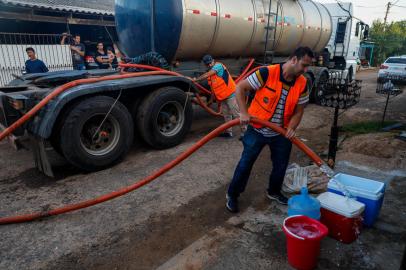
[328,173,385,227]
[317,192,365,244]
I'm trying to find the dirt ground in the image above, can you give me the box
[0,69,405,270]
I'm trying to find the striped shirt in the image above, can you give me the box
[247,64,309,137]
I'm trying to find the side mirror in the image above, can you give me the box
[355,22,360,37]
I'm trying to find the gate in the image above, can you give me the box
[0,32,73,86]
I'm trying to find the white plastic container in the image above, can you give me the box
[317,192,365,243]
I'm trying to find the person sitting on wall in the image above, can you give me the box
[24,47,49,74]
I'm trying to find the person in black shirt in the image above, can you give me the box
[25,47,48,74]
[95,43,110,69]
[61,33,86,70]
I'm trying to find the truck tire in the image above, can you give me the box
[136,86,193,149]
[59,96,134,171]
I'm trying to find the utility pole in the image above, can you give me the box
[382,1,392,62]
[383,2,391,31]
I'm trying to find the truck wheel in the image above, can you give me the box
[136,86,193,149]
[59,96,134,171]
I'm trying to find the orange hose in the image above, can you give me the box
[0,118,323,225]
[193,94,222,117]
[119,63,166,71]
[239,65,262,82]
[235,58,255,83]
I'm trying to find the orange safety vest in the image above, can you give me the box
[207,62,236,101]
[248,64,307,128]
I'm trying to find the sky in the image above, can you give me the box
[317,0,406,25]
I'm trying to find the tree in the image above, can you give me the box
[369,19,406,65]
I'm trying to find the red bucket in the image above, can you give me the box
[283,215,328,270]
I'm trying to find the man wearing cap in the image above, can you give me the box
[194,55,243,138]
[225,47,313,213]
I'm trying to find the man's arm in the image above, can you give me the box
[70,45,85,57]
[40,61,49,72]
[285,104,305,139]
[77,45,85,57]
[96,56,103,64]
[285,81,309,138]
[235,79,254,124]
[25,61,31,74]
[194,70,216,82]
[60,34,67,45]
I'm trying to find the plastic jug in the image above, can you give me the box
[288,187,321,220]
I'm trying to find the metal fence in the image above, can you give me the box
[0,32,74,86]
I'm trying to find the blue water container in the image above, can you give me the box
[328,173,385,227]
[288,187,321,220]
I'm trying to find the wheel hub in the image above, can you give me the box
[80,114,121,156]
[157,101,184,137]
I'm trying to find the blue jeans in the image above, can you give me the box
[74,63,86,70]
[227,125,292,198]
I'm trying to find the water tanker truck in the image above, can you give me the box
[0,0,367,176]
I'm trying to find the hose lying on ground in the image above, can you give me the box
[0,118,324,225]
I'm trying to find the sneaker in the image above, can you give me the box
[267,192,288,205]
[226,194,239,213]
[219,132,233,138]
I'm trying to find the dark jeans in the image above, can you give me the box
[227,125,292,198]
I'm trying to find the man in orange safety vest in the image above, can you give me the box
[194,55,244,138]
[226,47,314,213]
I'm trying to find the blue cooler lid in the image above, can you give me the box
[328,173,385,200]
[317,192,365,218]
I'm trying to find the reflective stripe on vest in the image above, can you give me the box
[207,62,236,101]
[248,64,307,128]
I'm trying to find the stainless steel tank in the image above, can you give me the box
[115,0,333,61]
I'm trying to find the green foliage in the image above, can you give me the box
[369,20,406,65]
[340,121,401,134]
